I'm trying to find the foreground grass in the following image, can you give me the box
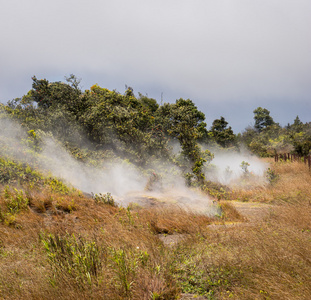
[0,160,311,299]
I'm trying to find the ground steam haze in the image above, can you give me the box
[41,138,147,197]
[1,117,267,215]
[206,151,268,185]
[0,117,147,197]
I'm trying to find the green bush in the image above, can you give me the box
[93,192,117,207]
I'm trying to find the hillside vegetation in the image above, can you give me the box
[1,76,311,299]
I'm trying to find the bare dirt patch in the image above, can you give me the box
[228,200,274,223]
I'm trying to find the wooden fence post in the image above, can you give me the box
[274,154,311,171]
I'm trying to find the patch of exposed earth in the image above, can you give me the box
[117,190,221,216]
[119,191,274,246]
[228,200,274,223]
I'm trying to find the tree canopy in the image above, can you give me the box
[2,75,311,182]
[209,116,236,148]
[253,107,275,132]
[1,76,215,186]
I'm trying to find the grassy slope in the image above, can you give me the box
[0,159,311,299]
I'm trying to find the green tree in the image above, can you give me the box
[290,130,311,156]
[30,76,87,120]
[65,74,82,91]
[210,116,236,148]
[289,116,304,133]
[239,126,258,147]
[157,99,211,185]
[77,84,169,165]
[253,107,275,132]
[138,93,159,113]
[3,76,215,184]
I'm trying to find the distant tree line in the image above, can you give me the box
[1,76,212,185]
[1,75,311,187]
[239,108,311,157]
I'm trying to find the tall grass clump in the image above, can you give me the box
[3,187,29,214]
[0,187,29,226]
[40,233,103,288]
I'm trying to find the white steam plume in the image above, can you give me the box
[1,115,267,215]
[205,150,268,185]
[40,137,147,196]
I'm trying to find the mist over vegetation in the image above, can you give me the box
[1,75,311,299]
[1,75,310,197]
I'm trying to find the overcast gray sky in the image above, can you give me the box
[1,0,310,132]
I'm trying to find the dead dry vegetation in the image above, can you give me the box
[0,160,311,299]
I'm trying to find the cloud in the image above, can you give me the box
[1,0,311,132]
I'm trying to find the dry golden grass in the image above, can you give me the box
[1,160,311,299]
[218,201,245,222]
[136,205,214,234]
[169,203,311,299]
[169,161,311,299]
[230,159,311,204]
[0,189,216,299]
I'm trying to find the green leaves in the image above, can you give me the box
[253,107,275,132]
[210,116,236,148]
[40,233,103,287]
[4,76,214,186]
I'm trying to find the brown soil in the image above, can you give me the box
[228,200,274,223]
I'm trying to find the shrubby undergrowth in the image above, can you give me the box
[0,76,311,299]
